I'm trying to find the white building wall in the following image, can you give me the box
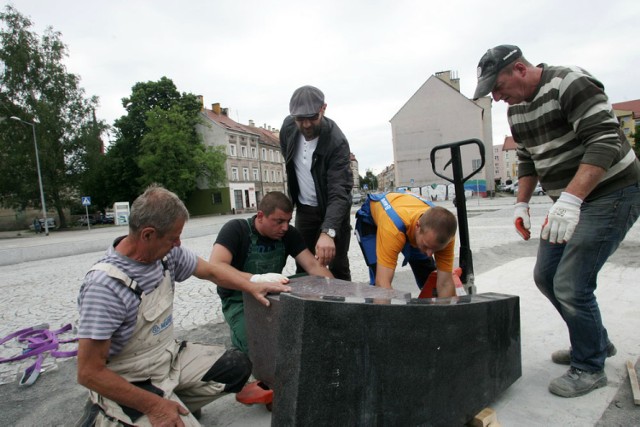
[390,76,494,192]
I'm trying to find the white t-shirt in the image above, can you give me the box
[293,133,318,206]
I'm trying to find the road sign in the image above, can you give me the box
[81,196,91,206]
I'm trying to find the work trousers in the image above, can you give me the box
[295,204,351,281]
[533,183,640,372]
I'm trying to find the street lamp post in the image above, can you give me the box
[10,116,49,236]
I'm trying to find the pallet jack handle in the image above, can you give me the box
[430,139,485,294]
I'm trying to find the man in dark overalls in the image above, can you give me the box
[210,191,332,353]
[209,191,333,406]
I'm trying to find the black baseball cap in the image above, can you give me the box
[289,85,325,117]
[473,45,522,100]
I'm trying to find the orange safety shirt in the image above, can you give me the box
[370,193,455,272]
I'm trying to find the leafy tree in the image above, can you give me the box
[105,78,226,202]
[0,5,106,227]
[360,169,378,191]
[633,124,640,160]
[138,104,226,200]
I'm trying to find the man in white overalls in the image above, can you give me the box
[77,185,291,426]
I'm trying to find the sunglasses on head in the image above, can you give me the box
[294,113,320,122]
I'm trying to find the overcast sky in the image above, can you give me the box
[7,0,640,174]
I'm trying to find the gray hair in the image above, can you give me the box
[129,184,189,236]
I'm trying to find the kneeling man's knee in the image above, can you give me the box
[201,348,252,393]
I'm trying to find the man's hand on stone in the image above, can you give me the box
[247,281,292,307]
[249,273,291,307]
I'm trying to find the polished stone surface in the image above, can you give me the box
[244,276,521,426]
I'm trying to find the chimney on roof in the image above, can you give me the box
[221,108,229,116]
[434,70,461,92]
[212,103,221,114]
[249,119,255,127]
[197,95,204,111]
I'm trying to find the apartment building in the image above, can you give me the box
[612,99,639,147]
[190,100,285,215]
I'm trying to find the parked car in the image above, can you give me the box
[99,213,115,224]
[352,192,363,205]
[79,215,97,226]
[504,182,517,193]
[30,217,56,231]
[514,183,546,197]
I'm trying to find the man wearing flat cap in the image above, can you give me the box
[280,85,353,280]
[473,45,640,398]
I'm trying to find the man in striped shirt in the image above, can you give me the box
[76,184,291,426]
[474,45,640,398]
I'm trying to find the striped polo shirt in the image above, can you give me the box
[77,239,197,357]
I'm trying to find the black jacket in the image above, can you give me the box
[280,115,353,237]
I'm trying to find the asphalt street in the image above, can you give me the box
[1,195,639,426]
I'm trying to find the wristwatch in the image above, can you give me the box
[322,228,336,239]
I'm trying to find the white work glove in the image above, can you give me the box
[250,273,288,283]
[541,192,583,244]
[513,202,531,240]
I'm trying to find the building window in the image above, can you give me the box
[241,146,247,157]
[271,170,276,182]
[275,151,280,163]
[253,168,259,180]
[261,148,267,160]
[212,192,222,204]
[243,168,249,180]
[229,144,237,156]
[269,150,274,162]
[231,167,239,181]
[472,159,482,170]
[234,190,243,209]
[278,171,282,182]
[263,170,269,182]
[251,147,257,159]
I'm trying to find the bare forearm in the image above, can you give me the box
[197,257,253,292]
[436,270,455,298]
[77,339,165,417]
[516,175,538,203]
[78,365,163,414]
[375,265,395,289]
[204,261,254,292]
[565,163,606,200]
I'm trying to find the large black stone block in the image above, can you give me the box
[244,276,520,426]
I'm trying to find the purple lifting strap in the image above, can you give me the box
[0,323,78,386]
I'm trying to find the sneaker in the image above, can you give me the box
[548,367,607,397]
[551,342,617,365]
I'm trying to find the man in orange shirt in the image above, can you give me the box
[355,192,457,296]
